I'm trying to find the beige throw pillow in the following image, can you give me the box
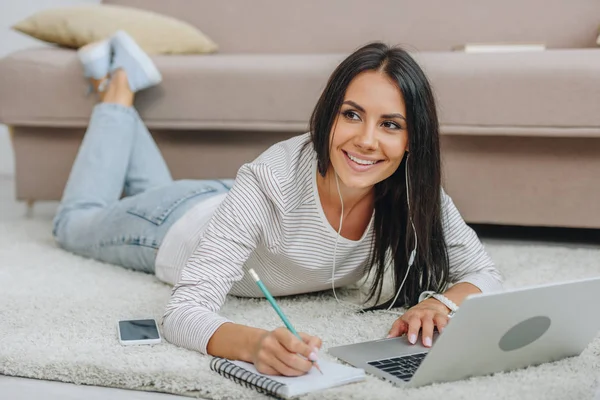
[12,4,218,54]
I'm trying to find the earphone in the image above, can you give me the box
[331,153,418,313]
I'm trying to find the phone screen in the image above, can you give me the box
[118,319,160,341]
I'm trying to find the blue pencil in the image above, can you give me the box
[248,268,323,375]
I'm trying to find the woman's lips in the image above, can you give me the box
[342,150,382,172]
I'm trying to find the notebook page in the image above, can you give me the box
[231,359,365,397]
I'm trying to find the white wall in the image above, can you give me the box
[0,0,100,176]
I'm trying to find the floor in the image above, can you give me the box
[0,174,188,399]
[1,174,599,399]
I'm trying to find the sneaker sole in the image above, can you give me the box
[77,40,111,64]
[112,31,162,86]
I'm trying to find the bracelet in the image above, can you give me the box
[418,291,459,318]
[418,290,435,303]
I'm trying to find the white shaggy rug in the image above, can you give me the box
[1,218,599,400]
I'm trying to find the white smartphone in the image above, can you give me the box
[117,318,162,345]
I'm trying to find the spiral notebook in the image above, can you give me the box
[210,357,365,399]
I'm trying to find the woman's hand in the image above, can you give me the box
[386,299,450,347]
[251,327,322,376]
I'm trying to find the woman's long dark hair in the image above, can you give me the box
[310,42,450,310]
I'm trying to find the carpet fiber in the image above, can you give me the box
[1,219,599,400]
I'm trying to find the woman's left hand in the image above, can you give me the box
[386,299,451,348]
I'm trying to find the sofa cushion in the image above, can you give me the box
[104,0,600,52]
[1,48,599,136]
[12,4,217,55]
[413,49,600,136]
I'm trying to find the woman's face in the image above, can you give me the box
[328,70,409,190]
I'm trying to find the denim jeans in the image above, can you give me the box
[52,103,232,273]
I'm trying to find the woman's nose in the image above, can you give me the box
[356,125,377,150]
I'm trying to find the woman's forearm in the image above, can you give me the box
[443,282,481,307]
[207,323,268,362]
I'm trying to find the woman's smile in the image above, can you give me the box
[342,150,384,172]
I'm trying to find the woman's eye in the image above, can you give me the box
[383,121,402,130]
[343,110,360,120]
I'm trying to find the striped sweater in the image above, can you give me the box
[161,133,503,354]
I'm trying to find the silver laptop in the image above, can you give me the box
[328,277,600,387]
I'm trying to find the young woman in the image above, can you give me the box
[54,31,503,377]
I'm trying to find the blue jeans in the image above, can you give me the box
[52,103,232,274]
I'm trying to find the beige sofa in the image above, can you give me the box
[1,0,599,228]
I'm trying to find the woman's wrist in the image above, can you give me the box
[207,323,268,362]
[421,297,452,314]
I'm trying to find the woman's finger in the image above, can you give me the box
[274,340,313,376]
[387,317,408,338]
[255,334,303,376]
[433,313,449,333]
[254,361,280,376]
[309,337,322,354]
[269,352,308,376]
[271,336,313,375]
[275,328,313,360]
[421,317,435,347]
[406,315,422,345]
[298,332,322,354]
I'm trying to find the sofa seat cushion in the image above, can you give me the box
[413,49,600,136]
[1,47,599,136]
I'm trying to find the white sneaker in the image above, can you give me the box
[109,30,162,93]
[77,40,112,80]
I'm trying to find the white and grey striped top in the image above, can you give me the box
[161,133,503,355]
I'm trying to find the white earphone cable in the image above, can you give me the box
[331,172,362,310]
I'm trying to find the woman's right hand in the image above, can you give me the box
[251,327,322,376]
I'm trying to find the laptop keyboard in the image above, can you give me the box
[367,352,427,382]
